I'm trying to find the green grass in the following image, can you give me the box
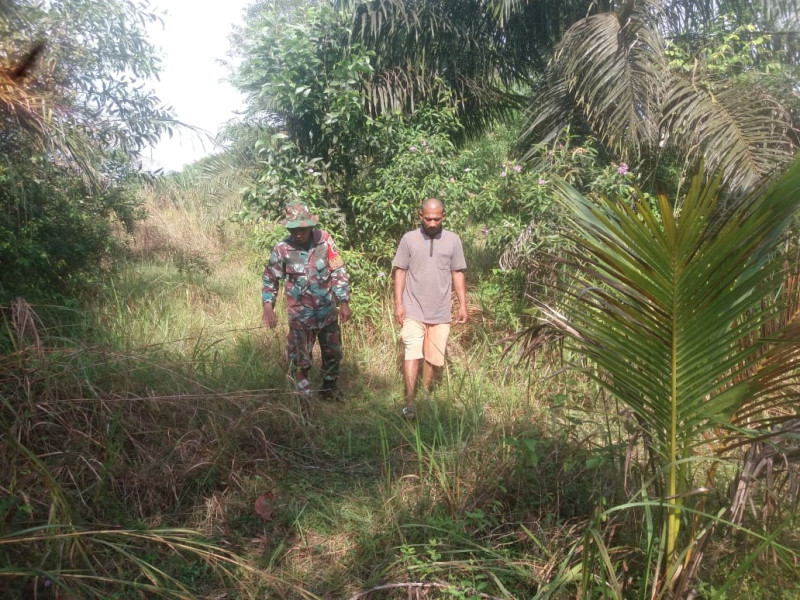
[2,192,799,599]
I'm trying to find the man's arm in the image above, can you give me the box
[323,231,352,324]
[393,268,407,325]
[452,270,468,324]
[262,249,282,329]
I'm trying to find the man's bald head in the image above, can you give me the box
[419,197,445,236]
[421,197,444,212]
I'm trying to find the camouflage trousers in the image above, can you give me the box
[287,320,342,397]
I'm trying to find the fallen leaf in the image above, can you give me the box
[254,491,275,521]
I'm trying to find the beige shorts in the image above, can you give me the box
[400,319,450,367]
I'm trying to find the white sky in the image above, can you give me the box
[144,0,252,172]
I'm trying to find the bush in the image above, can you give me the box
[0,162,138,303]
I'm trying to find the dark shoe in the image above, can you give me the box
[319,386,343,402]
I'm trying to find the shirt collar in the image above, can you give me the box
[420,227,443,240]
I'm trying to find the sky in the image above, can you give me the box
[144,0,253,172]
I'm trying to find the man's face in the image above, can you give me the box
[288,226,313,246]
[419,205,445,236]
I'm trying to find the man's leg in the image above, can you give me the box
[400,319,426,415]
[422,323,450,393]
[403,357,422,404]
[287,326,315,399]
[422,359,436,393]
[318,320,343,399]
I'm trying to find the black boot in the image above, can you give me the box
[319,380,342,401]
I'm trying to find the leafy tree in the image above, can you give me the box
[0,0,173,301]
[233,1,378,212]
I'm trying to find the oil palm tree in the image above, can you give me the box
[515,159,800,593]
[344,0,799,193]
[341,0,595,141]
[522,0,799,197]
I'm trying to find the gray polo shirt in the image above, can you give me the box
[392,227,467,324]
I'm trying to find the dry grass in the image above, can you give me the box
[128,173,248,275]
[0,300,329,597]
[4,182,799,599]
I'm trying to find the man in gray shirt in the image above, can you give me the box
[392,197,468,418]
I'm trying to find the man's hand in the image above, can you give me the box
[394,305,406,326]
[452,270,468,324]
[455,305,468,324]
[339,302,352,324]
[262,303,278,329]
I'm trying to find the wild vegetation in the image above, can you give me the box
[3,0,800,598]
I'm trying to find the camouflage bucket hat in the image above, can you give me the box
[280,201,319,228]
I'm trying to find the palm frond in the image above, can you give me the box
[523,6,665,161]
[541,162,800,453]
[514,159,800,572]
[661,78,795,195]
[518,78,576,157]
[520,1,799,194]
[349,0,582,139]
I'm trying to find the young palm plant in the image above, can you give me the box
[517,160,800,594]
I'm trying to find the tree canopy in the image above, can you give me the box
[233,0,800,217]
[0,0,173,301]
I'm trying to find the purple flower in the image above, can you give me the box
[617,163,628,175]
[449,177,455,183]
[513,165,522,173]
[481,227,489,235]
[377,271,386,278]
[409,146,417,152]
[538,178,546,185]
[500,171,507,177]
[421,139,427,147]
[464,167,471,172]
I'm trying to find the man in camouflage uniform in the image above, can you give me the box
[262,202,352,401]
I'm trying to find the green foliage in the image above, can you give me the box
[235,2,378,212]
[0,161,137,302]
[666,15,788,80]
[519,160,800,594]
[0,0,173,301]
[350,106,463,251]
[337,248,392,324]
[664,13,800,145]
[248,221,289,259]
[473,268,527,329]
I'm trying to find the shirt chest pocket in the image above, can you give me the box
[285,252,308,280]
[312,245,330,279]
[436,251,453,271]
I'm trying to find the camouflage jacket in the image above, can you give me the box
[262,229,350,328]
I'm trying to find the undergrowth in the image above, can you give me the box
[1,180,798,599]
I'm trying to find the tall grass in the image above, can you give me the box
[2,173,799,598]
